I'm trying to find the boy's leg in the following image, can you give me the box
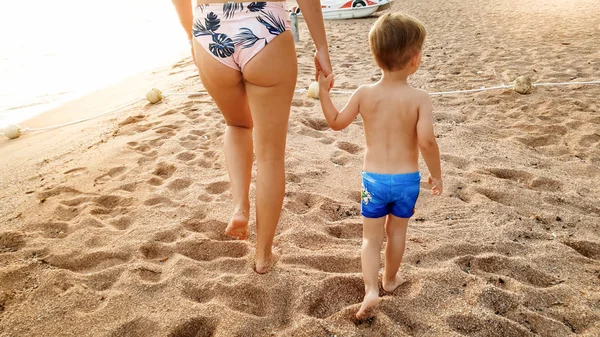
[192,40,253,241]
[383,214,409,292]
[356,215,386,319]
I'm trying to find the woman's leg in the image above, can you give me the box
[242,31,298,273]
[193,39,253,240]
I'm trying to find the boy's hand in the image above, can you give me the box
[318,71,334,93]
[428,175,443,196]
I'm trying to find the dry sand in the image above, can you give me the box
[1,0,599,336]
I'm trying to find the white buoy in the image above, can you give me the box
[146,88,163,104]
[513,76,533,94]
[307,82,319,99]
[3,124,22,139]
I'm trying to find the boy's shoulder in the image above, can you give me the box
[408,87,431,102]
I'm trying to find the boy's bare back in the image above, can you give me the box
[355,82,432,174]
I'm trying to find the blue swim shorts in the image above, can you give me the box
[361,171,421,219]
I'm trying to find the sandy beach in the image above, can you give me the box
[1,0,599,336]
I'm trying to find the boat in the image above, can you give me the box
[290,0,392,20]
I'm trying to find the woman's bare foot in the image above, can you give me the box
[254,248,280,274]
[382,273,405,293]
[225,211,249,240]
[356,290,379,320]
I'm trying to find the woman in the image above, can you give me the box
[172,0,333,273]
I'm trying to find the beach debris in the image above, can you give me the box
[513,75,533,94]
[146,88,163,104]
[307,82,320,99]
[3,124,22,139]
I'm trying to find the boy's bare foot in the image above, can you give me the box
[254,248,280,274]
[225,211,249,240]
[382,274,405,293]
[356,290,379,320]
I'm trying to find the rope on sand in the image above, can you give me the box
[160,79,600,98]
[3,78,600,139]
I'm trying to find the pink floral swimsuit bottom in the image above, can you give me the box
[193,2,291,71]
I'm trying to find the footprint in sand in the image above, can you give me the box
[152,162,177,179]
[562,240,600,260]
[175,239,248,262]
[118,114,146,127]
[441,154,470,170]
[297,125,326,139]
[176,151,197,163]
[167,316,219,337]
[515,134,561,148]
[143,196,173,207]
[300,117,330,132]
[483,167,563,191]
[284,192,322,215]
[182,280,270,317]
[28,221,70,239]
[446,313,534,337]
[114,182,138,193]
[291,98,316,108]
[205,181,229,195]
[109,317,160,337]
[476,285,519,315]
[152,228,182,243]
[95,166,129,184]
[578,133,600,147]
[133,265,163,283]
[299,275,364,319]
[108,215,133,230]
[330,151,352,166]
[455,254,558,288]
[147,177,164,186]
[139,241,174,262]
[160,109,178,117]
[168,178,193,192]
[44,250,131,274]
[319,137,335,144]
[335,141,363,155]
[0,231,25,253]
[319,198,361,222]
[183,219,229,241]
[283,253,361,273]
[153,124,181,136]
[325,221,363,239]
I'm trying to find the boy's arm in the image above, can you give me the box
[416,93,443,195]
[318,73,361,131]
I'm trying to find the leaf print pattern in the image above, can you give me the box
[192,18,211,37]
[194,3,289,60]
[196,4,209,13]
[257,11,287,35]
[193,12,222,37]
[223,2,244,19]
[247,2,267,12]
[209,33,235,58]
[205,12,221,32]
[233,28,264,48]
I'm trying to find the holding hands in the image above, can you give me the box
[315,49,334,91]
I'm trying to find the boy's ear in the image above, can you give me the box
[411,51,422,67]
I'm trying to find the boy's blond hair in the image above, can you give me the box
[368,12,426,71]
